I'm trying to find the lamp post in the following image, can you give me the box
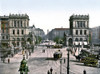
[67,48,70,74]
[60,58,62,74]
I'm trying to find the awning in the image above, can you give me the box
[74,42,78,45]
[84,42,87,45]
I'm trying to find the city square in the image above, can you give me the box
[0,46,100,74]
[0,0,100,74]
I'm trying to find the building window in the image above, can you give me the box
[22,30,24,34]
[21,21,22,27]
[14,21,16,27]
[84,30,87,35]
[77,21,80,27]
[6,29,8,33]
[84,38,87,41]
[82,21,85,27]
[80,21,82,27]
[2,29,4,33]
[80,38,83,41]
[6,35,8,39]
[87,21,89,28]
[75,38,78,41]
[13,30,15,34]
[18,21,19,27]
[17,38,20,41]
[80,30,82,35]
[17,30,19,34]
[17,42,19,46]
[2,36,4,39]
[76,30,78,35]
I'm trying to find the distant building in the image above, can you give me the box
[34,28,45,39]
[46,28,69,40]
[91,26,100,45]
[0,16,9,47]
[0,17,1,43]
[66,14,89,47]
[28,25,36,45]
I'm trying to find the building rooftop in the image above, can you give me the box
[9,14,29,19]
[0,16,9,20]
[69,14,89,20]
[54,28,69,30]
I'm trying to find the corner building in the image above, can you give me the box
[66,15,89,47]
[0,16,9,47]
[9,14,29,47]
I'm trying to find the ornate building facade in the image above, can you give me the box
[0,17,1,44]
[9,14,29,47]
[0,16,9,47]
[66,15,89,47]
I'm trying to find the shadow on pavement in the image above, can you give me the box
[70,59,80,62]
[45,58,58,61]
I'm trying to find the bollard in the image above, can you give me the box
[83,70,86,74]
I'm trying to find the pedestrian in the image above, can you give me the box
[64,58,66,63]
[83,70,86,74]
[47,70,50,74]
[3,58,5,63]
[29,51,31,56]
[50,67,53,74]
[26,52,28,59]
[8,58,10,63]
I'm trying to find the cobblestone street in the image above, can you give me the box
[0,46,100,74]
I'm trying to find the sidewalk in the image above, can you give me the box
[0,51,23,64]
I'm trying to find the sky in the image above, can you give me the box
[0,0,100,34]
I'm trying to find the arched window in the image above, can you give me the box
[22,38,24,41]
[75,38,78,41]
[17,38,20,41]
[84,38,87,41]
[13,38,15,41]
[80,38,83,41]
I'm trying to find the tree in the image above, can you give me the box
[35,36,42,44]
[53,36,64,44]
[53,36,59,44]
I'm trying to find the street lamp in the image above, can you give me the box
[67,48,70,74]
[60,58,62,74]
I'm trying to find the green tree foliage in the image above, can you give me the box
[35,36,42,44]
[53,36,60,44]
[53,36,64,44]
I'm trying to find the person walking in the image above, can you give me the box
[83,70,86,74]
[50,67,53,74]
[8,58,10,63]
[47,70,50,74]
[64,58,66,63]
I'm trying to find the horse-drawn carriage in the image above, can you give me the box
[53,50,62,59]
